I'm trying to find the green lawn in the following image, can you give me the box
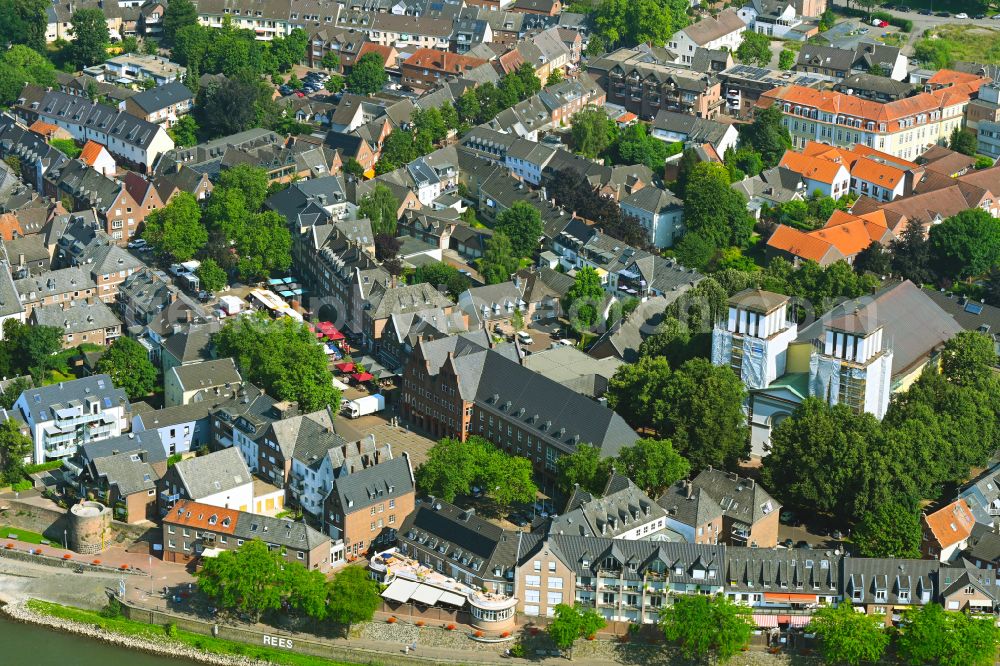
[0,525,48,545]
[27,600,366,666]
[916,24,1000,67]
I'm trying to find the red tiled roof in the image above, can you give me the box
[924,499,975,550]
[767,225,842,263]
[779,150,847,185]
[163,499,240,534]
[28,120,61,138]
[79,140,107,166]
[0,213,23,242]
[403,48,488,74]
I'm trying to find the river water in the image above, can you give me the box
[0,614,195,665]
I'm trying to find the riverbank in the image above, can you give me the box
[0,599,363,666]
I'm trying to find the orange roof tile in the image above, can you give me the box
[617,112,637,123]
[403,48,487,74]
[0,213,23,242]
[28,120,60,138]
[79,140,107,166]
[927,69,988,87]
[760,85,950,133]
[779,151,847,185]
[358,42,397,68]
[823,209,859,228]
[163,499,240,534]
[811,218,883,257]
[850,155,905,189]
[767,225,840,263]
[924,499,975,550]
[848,143,919,171]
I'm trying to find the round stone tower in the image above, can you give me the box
[68,501,111,554]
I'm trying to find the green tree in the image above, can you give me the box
[661,594,754,664]
[411,263,470,300]
[723,146,764,182]
[358,184,399,237]
[853,240,891,277]
[478,232,519,285]
[638,317,692,364]
[592,0,687,48]
[546,69,564,86]
[613,123,669,171]
[852,500,921,558]
[217,163,269,212]
[941,330,998,388]
[325,75,344,93]
[119,36,139,54]
[615,438,689,497]
[69,8,111,69]
[808,603,889,666]
[897,603,1000,666]
[347,52,388,95]
[167,115,199,148]
[0,0,50,52]
[548,604,606,659]
[606,355,672,435]
[664,359,748,471]
[213,314,339,411]
[0,376,31,410]
[321,52,340,71]
[326,566,381,634]
[0,418,33,485]
[673,232,716,271]
[0,45,57,106]
[197,539,285,622]
[343,157,365,178]
[555,444,612,496]
[563,266,605,330]
[890,220,935,285]
[929,208,1000,280]
[282,563,330,621]
[196,258,227,293]
[95,337,157,399]
[195,75,275,140]
[738,105,792,169]
[683,162,755,254]
[414,437,477,502]
[494,200,543,258]
[818,8,836,31]
[762,398,886,521]
[142,192,207,262]
[949,127,978,156]
[778,48,796,70]
[570,108,618,159]
[736,30,772,67]
[3,320,62,377]
[162,0,198,45]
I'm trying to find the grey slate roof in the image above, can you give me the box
[331,454,414,514]
[32,299,122,334]
[657,481,724,531]
[797,281,963,378]
[651,110,732,147]
[78,429,167,465]
[268,409,343,465]
[842,557,940,606]
[18,374,126,425]
[29,89,165,150]
[172,447,251,500]
[727,547,841,594]
[127,81,194,115]
[171,358,242,394]
[691,468,780,528]
[15,267,95,303]
[549,474,666,539]
[0,262,25,319]
[233,512,330,552]
[620,185,683,216]
[366,281,454,319]
[92,453,158,496]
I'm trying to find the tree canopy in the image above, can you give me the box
[0,45,56,107]
[736,30,772,67]
[347,52,388,95]
[478,232,520,285]
[411,263,470,300]
[326,565,382,632]
[495,201,543,259]
[616,438,690,497]
[142,192,207,262]
[548,604,606,658]
[0,0,49,52]
[661,594,754,663]
[95,337,158,400]
[414,436,537,513]
[852,500,922,559]
[680,162,755,267]
[808,603,889,666]
[0,418,33,486]
[358,184,399,237]
[591,0,689,48]
[213,314,340,412]
[928,208,1000,280]
[555,444,613,496]
[563,266,605,330]
[69,8,111,69]
[949,127,978,156]
[738,105,792,169]
[897,603,1000,666]
[162,0,198,45]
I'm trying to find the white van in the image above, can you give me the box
[516,331,534,345]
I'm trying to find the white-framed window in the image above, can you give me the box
[525,575,540,587]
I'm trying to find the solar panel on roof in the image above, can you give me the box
[966,302,985,315]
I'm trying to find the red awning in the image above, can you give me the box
[787,616,811,627]
[752,614,779,628]
[351,372,374,382]
[763,593,818,603]
[335,362,355,372]
[326,328,345,341]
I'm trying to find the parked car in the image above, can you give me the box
[871,18,889,26]
[955,12,969,18]
[127,238,147,249]
[918,8,932,14]
[975,13,986,18]
[516,331,534,345]
[898,5,910,10]
[935,11,950,16]
[795,540,812,550]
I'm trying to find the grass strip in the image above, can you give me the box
[26,599,374,666]
[0,525,47,545]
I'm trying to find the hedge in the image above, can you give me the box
[24,460,63,474]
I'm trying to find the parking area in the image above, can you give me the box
[777,509,851,551]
